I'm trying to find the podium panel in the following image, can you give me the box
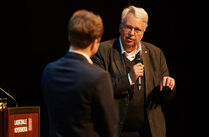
[1,106,40,137]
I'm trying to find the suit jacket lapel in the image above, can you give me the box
[112,39,126,75]
[141,43,154,96]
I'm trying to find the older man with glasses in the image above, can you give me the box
[92,5,176,137]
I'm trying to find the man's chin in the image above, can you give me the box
[125,42,135,47]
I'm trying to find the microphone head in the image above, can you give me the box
[135,53,143,64]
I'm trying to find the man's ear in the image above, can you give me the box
[89,38,101,57]
[90,39,97,51]
[95,38,101,44]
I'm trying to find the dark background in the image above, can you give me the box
[1,0,188,137]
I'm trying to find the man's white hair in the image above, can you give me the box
[121,6,149,30]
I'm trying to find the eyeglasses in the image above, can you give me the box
[122,24,144,34]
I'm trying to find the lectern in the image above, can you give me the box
[0,106,40,137]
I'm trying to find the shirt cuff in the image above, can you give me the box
[128,73,135,85]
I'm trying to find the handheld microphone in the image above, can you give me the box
[0,88,18,107]
[135,53,143,90]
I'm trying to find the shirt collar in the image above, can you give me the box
[69,48,93,64]
[119,37,142,61]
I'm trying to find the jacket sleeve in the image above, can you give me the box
[92,72,118,137]
[159,49,176,102]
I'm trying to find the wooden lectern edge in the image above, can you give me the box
[8,106,40,114]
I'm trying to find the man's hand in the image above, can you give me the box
[160,76,175,91]
[129,63,144,83]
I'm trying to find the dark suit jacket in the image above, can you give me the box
[92,38,176,137]
[42,52,118,137]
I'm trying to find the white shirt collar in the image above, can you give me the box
[119,37,142,61]
[69,48,93,64]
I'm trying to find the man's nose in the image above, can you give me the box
[130,28,135,35]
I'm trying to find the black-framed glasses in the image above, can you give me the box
[122,24,144,34]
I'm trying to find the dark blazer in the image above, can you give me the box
[92,38,176,137]
[42,52,118,137]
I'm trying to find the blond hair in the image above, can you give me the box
[68,10,104,48]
